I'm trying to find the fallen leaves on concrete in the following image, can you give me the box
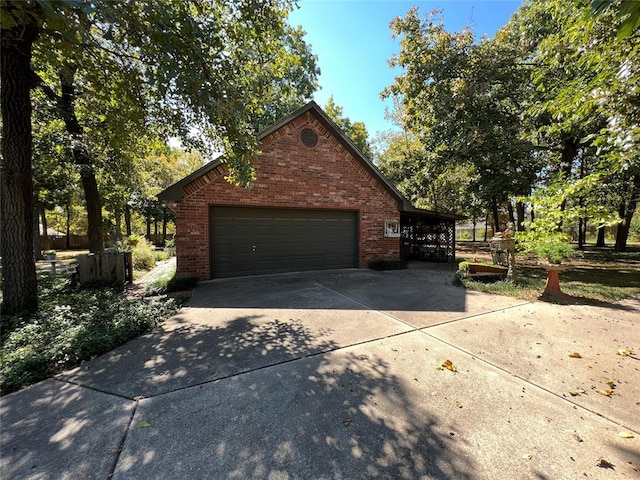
[136,420,151,428]
[596,458,615,469]
[438,359,457,372]
[596,389,614,397]
[572,432,583,442]
[617,349,634,356]
[568,352,582,358]
[569,389,585,396]
[618,431,635,438]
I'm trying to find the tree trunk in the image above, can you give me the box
[615,175,639,252]
[516,201,526,231]
[79,170,104,252]
[615,205,634,253]
[58,64,104,253]
[615,220,630,253]
[41,206,48,236]
[125,203,132,237]
[0,8,40,315]
[484,211,489,242]
[578,217,586,250]
[146,214,151,239]
[65,203,71,249]
[471,213,477,242]
[114,207,122,242]
[33,202,43,261]
[507,200,515,225]
[596,227,606,247]
[558,138,579,231]
[560,138,578,177]
[491,197,500,235]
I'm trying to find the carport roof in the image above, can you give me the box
[157,101,465,222]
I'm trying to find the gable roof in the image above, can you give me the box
[158,101,464,221]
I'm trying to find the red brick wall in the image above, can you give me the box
[174,110,400,279]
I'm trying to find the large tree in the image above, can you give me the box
[506,0,639,250]
[323,96,373,159]
[381,8,536,231]
[1,1,41,314]
[1,0,319,315]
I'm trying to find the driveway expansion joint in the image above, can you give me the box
[108,402,139,479]
[53,376,138,402]
[417,319,639,434]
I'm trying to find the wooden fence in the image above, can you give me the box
[43,234,172,250]
[77,252,133,285]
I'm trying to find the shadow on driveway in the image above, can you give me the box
[113,331,476,479]
[188,268,469,312]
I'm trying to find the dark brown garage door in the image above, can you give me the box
[210,207,358,278]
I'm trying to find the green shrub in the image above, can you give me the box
[132,237,156,270]
[154,250,170,262]
[128,233,143,247]
[145,275,199,296]
[529,238,579,264]
[368,259,408,271]
[108,240,132,253]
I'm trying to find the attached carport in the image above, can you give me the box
[400,205,465,263]
[209,206,358,278]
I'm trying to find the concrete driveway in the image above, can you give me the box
[2,266,639,479]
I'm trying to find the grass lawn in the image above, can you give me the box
[456,241,640,303]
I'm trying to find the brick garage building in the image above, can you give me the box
[159,102,462,280]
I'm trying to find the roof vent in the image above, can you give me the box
[300,128,318,148]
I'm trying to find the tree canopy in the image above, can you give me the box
[378,0,638,247]
[323,96,373,159]
[1,0,319,314]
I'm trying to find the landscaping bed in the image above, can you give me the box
[0,273,185,396]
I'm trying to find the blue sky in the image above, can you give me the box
[288,0,522,137]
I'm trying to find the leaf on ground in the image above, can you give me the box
[628,462,639,472]
[597,458,615,469]
[342,418,352,427]
[618,431,635,438]
[569,352,582,358]
[136,420,151,428]
[617,349,634,356]
[596,389,614,397]
[573,433,583,442]
[569,390,582,396]
[606,380,616,388]
[522,453,532,460]
[441,359,457,372]
[455,401,463,408]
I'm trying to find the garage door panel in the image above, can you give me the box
[210,207,357,278]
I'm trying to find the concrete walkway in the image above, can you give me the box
[1,267,639,479]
